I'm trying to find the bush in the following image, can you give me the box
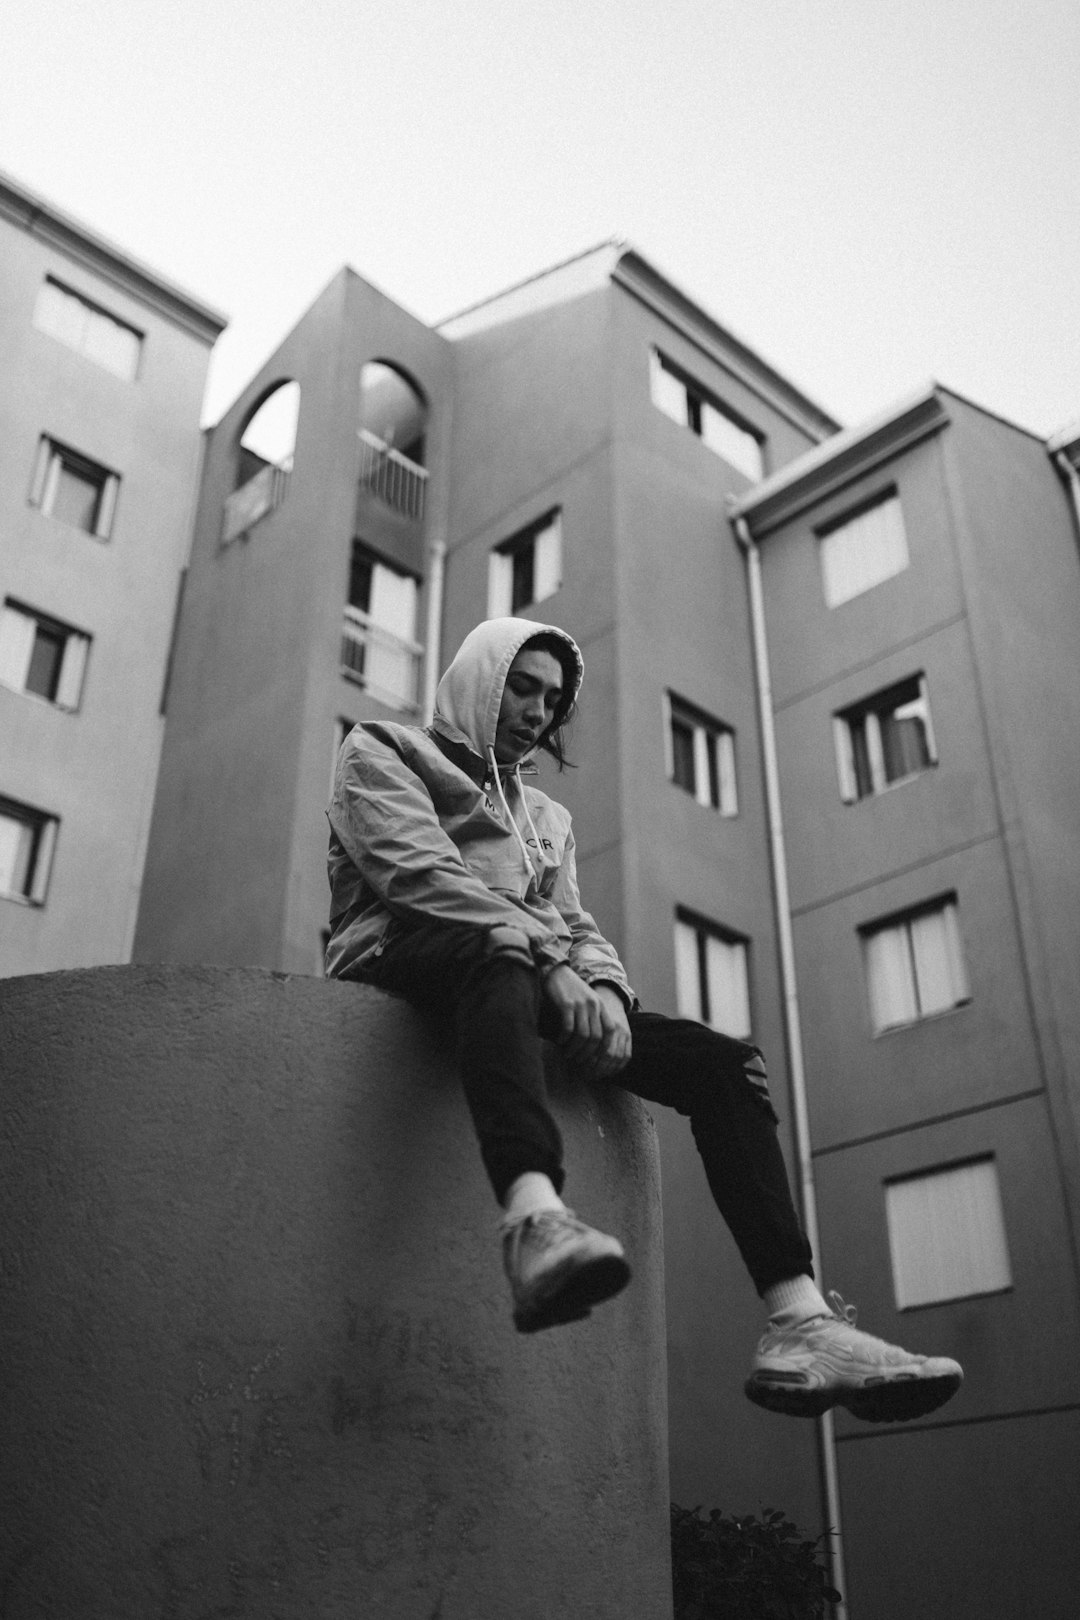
[671,1502,842,1620]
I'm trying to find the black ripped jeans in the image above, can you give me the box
[360,918,813,1296]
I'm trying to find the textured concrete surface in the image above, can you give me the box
[0,965,671,1620]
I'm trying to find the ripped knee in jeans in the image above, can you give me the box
[485,924,536,973]
[740,1046,779,1122]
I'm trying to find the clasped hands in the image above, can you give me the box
[543,964,632,1078]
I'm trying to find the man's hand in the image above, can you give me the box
[543,967,632,1077]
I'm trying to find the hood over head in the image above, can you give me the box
[433,616,584,765]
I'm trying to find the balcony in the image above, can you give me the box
[357,429,428,522]
[340,604,422,710]
[221,461,290,544]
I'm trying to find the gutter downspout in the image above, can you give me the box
[420,386,454,724]
[732,511,847,1617]
[421,534,446,724]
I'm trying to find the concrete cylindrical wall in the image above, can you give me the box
[0,966,670,1620]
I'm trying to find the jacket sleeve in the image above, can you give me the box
[328,729,572,973]
[542,827,636,1009]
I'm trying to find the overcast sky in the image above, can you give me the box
[2,0,1077,437]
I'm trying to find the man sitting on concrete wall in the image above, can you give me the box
[325,616,962,1424]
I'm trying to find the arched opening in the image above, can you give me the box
[238,380,301,481]
[222,380,301,544]
[358,363,426,463]
[357,362,428,521]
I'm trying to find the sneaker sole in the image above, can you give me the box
[744,1370,962,1423]
[513,1253,632,1334]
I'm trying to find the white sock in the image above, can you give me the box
[763,1275,830,1327]
[502,1172,566,1223]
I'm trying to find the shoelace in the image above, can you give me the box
[499,1208,579,1246]
[825,1290,858,1327]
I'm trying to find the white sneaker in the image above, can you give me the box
[501,1208,631,1334]
[745,1293,963,1423]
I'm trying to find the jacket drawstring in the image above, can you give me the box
[485,748,557,879]
[514,764,559,872]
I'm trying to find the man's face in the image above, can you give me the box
[493,647,564,765]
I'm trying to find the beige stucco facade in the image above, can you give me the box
[736,386,1080,1618]
[0,171,225,976]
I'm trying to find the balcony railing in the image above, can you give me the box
[221,461,290,544]
[340,605,422,710]
[357,430,428,522]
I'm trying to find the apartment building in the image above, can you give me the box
[119,237,1080,1616]
[0,171,225,976]
[131,243,836,1534]
[731,387,1080,1618]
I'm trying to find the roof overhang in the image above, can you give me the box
[0,169,228,345]
[728,383,950,539]
[438,238,841,446]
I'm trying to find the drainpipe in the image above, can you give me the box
[421,534,446,724]
[731,511,848,1617]
[420,386,454,724]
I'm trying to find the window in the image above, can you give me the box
[861,896,970,1033]
[886,1158,1012,1308]
[0,601,90,710]
[665,693,738,815]
[33,277,142,380]
[0,797,58,905]
[650,350,764,481]
[488,510,562,616]
[834,674,936,801]
[341,542,421,708]
[818,491,908,607]
[674,911,751,1038]
[29,438,119,539]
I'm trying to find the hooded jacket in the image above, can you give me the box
[325,616,634,1004]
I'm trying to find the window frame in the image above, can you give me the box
[0,795,59,907]
[860,893,971,1034]
[885,1156,1012,1310]
[488,509,563,617]
[834,673,937,802]
[30,436,119,540]
[649,349,764,481]
[0,599,91,711]
[33,276,143,381]
[341,542,422,710]
[674,907,752,1039]
[817,488,909,608]
[663,691,738,815]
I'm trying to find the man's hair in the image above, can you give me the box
[522,632,578,770]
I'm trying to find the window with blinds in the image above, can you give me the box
[886,1158,1012,1308]
[33,277,142,380]
[861,895,970,1033]
[674,911,751,1039]
[818,491,909,608]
